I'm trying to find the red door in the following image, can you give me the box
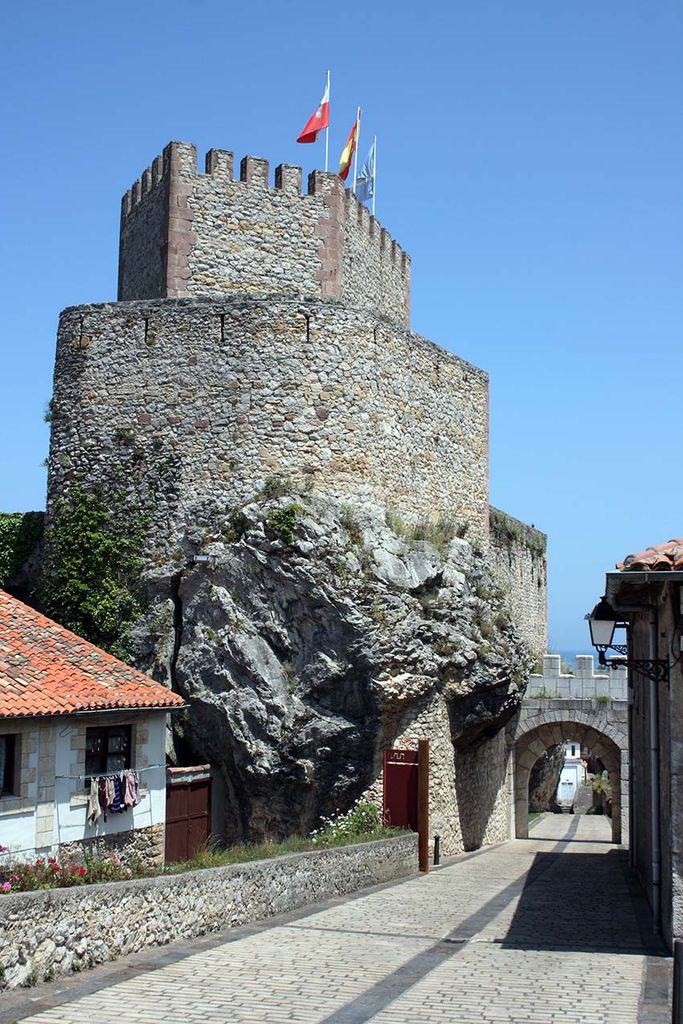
[383,748,418,831]
[165,777,212,863]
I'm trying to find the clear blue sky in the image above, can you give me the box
[1,1,681,651]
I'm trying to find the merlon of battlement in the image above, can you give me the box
[120,141,410,274]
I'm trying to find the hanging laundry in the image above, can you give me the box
[98,776,108,822]
[110,775,126,814]
[123,770,139,808]
[87,777,101,826]
[104,776,115,814]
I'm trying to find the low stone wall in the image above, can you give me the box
[0,834,417,988]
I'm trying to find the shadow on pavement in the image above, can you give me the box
[500,849,665,956]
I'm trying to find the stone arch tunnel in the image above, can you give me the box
[507,698,629,845]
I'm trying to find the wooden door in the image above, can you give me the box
[165,777,211,863]
[383,748,419,831]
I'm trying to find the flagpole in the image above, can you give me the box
[372,135,377,216]
[324,70,330,172]
[352,107,361,193]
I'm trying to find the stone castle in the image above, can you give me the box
[46,141,548,851]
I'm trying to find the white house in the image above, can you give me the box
[0,590,185,864]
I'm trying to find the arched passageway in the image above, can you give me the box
[510,711,628,845]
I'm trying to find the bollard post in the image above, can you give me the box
[433,834,440,866]
[673,938,683,1024]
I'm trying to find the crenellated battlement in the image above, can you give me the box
[118,141,410,322]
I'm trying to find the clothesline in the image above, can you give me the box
[55,764,166,781]
[88,770,141,824]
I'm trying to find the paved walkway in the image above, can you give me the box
[3,816,671,1024]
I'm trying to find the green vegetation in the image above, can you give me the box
[0,513,44,586]
[266,503,304,545]
[385,508,467,552]
[113,426,135,445]
[594,694,610,705]
[339,503,363,546]
[222,510,249,543]
[40,487,148,658]
[0,804,405,893]
[490,508,546,557]
[591,774,612,798]
[260,475,296,500]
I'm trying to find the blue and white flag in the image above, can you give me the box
[354,139,376,206]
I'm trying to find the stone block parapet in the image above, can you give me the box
[527,654,628,700]
[48,296,490,555]
[0,834,417,988]
[118,141,411,325]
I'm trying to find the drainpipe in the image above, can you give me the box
[648,608,661,932]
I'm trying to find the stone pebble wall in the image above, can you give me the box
[488,508,547,656]
[361,696,510,856]
[118,160,166,303]
[59,824,165,867]
[0,835,417,988]
[117,142,410,324]
[342,193,411,326]
[48,297,490,554]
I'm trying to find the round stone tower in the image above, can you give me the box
[48,141,490,560]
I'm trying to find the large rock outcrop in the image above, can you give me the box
[132,490,534,849]
[529,745,564,812]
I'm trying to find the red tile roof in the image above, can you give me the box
[617,538,683,572]
[0,590,186,718]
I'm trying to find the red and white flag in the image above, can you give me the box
[297,77,330,144]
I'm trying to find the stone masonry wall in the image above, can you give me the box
[0,834,417,988]
[59,824,164,867]
[48,297,490,554]
[528,654,628,700]
[118,142,410,325]
[361,696,511,856]
[489,508,547,656]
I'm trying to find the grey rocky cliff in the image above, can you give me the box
[132,491,534,843]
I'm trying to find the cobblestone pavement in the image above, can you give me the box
[5,815,671,1024]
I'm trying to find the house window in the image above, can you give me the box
[0,735,19,797]
[85,725,132,779]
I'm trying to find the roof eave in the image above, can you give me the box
[605,570,682,605]
[0,703,187,721]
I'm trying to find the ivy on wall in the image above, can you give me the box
[40,488,148,658]
[0,513,44,587]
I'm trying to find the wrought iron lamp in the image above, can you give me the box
[586,596,669,683]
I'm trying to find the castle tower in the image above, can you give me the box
[118,142,411,325]
[48,142,491,559]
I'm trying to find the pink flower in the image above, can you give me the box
[0,845,9,853]
[1,882,11,892]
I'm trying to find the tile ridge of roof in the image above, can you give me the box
[0,589,151,683]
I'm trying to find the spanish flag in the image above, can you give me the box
[339,109,360,182]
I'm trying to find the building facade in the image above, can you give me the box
[597,536,683,950]
[0,591,185,863]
